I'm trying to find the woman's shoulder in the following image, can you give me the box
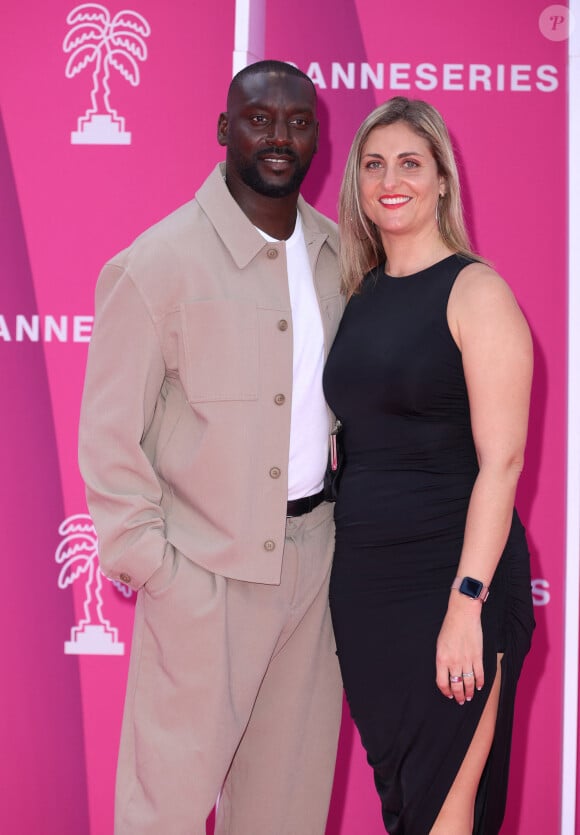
[452,259,518,309]
[449,258,531,350]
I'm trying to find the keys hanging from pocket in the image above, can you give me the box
[330,419,342,472]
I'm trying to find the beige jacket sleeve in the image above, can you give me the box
[78,260,169,589]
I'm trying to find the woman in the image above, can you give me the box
[323,97,535,834]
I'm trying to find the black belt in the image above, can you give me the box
[286,489,325,518]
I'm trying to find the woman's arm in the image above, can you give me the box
[435,262,533,703]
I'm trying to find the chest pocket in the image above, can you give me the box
[181,299,258,402]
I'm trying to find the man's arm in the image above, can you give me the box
[78,262,169,590]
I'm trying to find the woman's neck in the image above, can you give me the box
[383,232,454,277]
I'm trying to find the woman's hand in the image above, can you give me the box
[435,594,484,704]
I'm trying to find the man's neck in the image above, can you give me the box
[225,174,299,241]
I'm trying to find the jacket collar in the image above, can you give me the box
[196,163,333,269]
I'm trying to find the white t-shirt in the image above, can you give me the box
[257,213,328,499]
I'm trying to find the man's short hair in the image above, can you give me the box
[228,60,315,102]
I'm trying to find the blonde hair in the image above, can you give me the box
[339,97,481,296]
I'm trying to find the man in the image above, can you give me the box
[78,60,343,835]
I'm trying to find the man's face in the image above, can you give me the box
[218,72,319,198]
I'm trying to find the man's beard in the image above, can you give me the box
[236,148,313,198]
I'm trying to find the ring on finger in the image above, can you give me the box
[449,675,463,684]
[462,671,474,678]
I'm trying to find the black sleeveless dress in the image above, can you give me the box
[323,255,534,835]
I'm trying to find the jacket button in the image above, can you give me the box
[278,319,288,331]
[266,248,278,260]
[119,573,132,585]
[274,393,286,405]
[264,539,276,551]
[269,466,281,479]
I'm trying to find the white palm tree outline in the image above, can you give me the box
[63,3,151,132]
[56,513,131,642]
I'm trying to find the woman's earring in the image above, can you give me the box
[435,193,445,228]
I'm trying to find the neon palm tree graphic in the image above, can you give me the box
[63,3,151,144]
[56,513,131,655]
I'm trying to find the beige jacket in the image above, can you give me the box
[78,164,342,589]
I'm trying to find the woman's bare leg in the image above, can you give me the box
[429,654,503,835]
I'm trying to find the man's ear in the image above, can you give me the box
[217,112,228,146]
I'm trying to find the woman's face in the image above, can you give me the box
[359,121,445,242]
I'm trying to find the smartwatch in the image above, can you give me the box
[451,576,490,603]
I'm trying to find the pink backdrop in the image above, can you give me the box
[0,1,569,833]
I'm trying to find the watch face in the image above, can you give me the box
[459,577,484,599]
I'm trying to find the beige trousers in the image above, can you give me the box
[115,501,342,835]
